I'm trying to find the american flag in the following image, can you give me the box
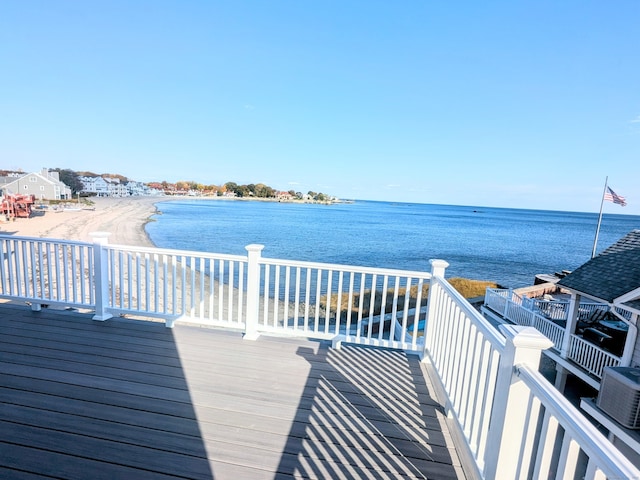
[604,186,627,206]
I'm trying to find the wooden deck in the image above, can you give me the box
[0,302,465,479]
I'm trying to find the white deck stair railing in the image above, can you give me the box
[1,233,639,479]
[424,265,639,479]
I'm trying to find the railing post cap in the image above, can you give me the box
[429,259,449,268]
[499,324,554,350]
[429,259,449,277]
[245,244,265,252]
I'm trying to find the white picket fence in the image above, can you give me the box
[1,233,637,480]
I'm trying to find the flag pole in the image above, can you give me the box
[591,176,608,258]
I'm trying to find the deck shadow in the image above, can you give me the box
[274,343,462,479]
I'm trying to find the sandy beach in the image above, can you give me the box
[0,196,166,246]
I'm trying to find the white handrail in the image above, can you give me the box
[261,255,437,278]
[517,364,639,479]
[424,277,507,476]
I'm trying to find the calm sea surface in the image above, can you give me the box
[145,200,640,288]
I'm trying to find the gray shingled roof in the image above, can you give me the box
[623,299,640,313]
[557,229,640,303]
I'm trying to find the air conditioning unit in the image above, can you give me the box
[597,367,640,429]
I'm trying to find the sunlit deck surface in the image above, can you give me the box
[0,302,465,479]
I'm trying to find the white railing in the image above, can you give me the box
[526,296,570,320]
[568,334,621,378]
[488,288,609,324]
[515,364,639,480]
[483,288,623,380]
[484,287,510,313]
[425,275,507,476]
[104,243,248,330]
[0,235,94,308]
[0,234,431,349]
[530,314,565,347]
[425,276,639,479]
[485,288,566,348]
[256,253,432,351]
[1,234,638,479]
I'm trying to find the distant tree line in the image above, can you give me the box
[147,179,332,201]
[34,168,333,201]
[223,182,275,198]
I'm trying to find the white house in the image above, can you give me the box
[80,176,163,197]
[79,176,110,197]
[125,181,162,196]
[105,177,129,197]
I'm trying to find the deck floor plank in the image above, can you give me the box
[0,304,465,479]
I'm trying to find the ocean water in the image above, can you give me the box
[145,199,640,288]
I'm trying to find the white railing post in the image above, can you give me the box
[560,293,581,357]
[523,297,537,326]
[422,259,449,360]
[429,258,449,279]
[484,325,554,479]
[501,289,512,317]
[91,232,113,321]
[620,319,637,366]
[244,244,264,340]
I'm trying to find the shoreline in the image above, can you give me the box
[0,196,169,247]
[0,195,341,247]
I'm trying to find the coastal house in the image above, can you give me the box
[556,229,640,465]
[0,232,638,478]
[79,175,110,196]
[80,175,128,197]
[276,190,294,201]
[483,229,640,467]
[105,177,129,197]
[80,176,162,197]
[556,229,640,367]
[126,180,162,196]
[0,168,72,201]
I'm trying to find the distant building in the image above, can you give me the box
[79,175,163,197]
[0,169,72,200]
[79,175,110,197]
[126,181,146,196]
[104,177,129,197]
[276,191,294,202]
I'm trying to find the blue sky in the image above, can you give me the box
[1,1,639,214]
